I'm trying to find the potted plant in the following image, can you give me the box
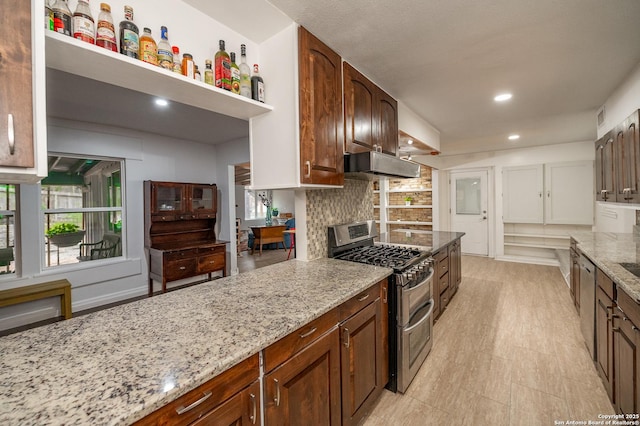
[271,207,279,217]
[404,196,413,206]
[45,223,86,247]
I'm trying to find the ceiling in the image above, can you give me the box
[256,0,640,155]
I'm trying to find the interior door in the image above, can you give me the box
[450,170,488,256]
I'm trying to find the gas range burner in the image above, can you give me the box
[335,245,426,271]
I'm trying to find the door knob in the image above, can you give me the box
[482,216,487,220]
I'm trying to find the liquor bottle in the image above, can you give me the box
[195,65,202,82]
[239,44,251,98]
[45,0,54,31]
[204,60,214,85]
[119,5,139,59]
[251,64,265,103]
[215,40,231,91]
[139,27,158,66]
[96,3,117,52]
[157,26,173,70]
[73,0,95,44]
[171,46,182,74]
[230,52,240,94]
[52,0,72,36]
[182,53,194,78]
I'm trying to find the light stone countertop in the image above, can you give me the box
[571,231,640,303]
[0,258,392,426]
[377,230,465,253]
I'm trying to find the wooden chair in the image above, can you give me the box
[79,233,122,260]
[251,226,286,255]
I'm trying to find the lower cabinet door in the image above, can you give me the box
[264,327,341,425]
[614,309,640,414]
[595,286,614,401]
[192,380,261,426]
[340,298,383,426]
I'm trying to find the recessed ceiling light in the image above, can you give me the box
[407,139,413,145]
[494,93,512,102]
[155,98,169,107]
[508,134,520,140]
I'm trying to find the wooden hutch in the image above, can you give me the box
[144,181,227,296]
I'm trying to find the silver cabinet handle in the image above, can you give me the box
[547,191,550,198]
[299,327,317,339]
[274,379,280,407]
[250,393,257,424]
[357,293,370,302]
[304,160,311,178]
[175,391,212,415]
[343,327,350,348]
[209,260,215,264]
[538,192,542,198]
[179,266,186,270]
[383,286,387,303]
[7,114,14,155]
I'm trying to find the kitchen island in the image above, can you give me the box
[0,259,392,425]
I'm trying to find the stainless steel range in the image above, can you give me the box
[328,221,434,393]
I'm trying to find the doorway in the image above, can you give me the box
[450,170,489,256]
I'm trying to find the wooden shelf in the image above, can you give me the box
[45,31,273,121]
[374,188,432,194]
[504,242,569,250]
[387,220,433,225]
[503,233,570,240]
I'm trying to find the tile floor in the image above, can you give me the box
[364,255,615,425]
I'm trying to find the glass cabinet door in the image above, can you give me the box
[190,184,217,214]
[153,183,185,214]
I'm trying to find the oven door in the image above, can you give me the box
[396,299,434,393]
[397,267,433,326]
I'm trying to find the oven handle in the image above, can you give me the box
[405,300,434,333]
[405,267,434,291]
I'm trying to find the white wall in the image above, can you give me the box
[0,118,236,331]
[598,61,640,139]
[398,101,441,152]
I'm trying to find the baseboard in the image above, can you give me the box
[72,285,148,312]
[0,306,59,331]
[495,255,560,267]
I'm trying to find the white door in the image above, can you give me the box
[450,170,489,256]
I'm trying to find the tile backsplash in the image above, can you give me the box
[305,178,374,259]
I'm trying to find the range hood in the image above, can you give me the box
[344,151,420,179]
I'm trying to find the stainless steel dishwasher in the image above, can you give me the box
[579,254,596,360]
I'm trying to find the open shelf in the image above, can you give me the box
[503,233,570,240]
[45,31,273,121]
[374,188,432,194]
[387,220,433,226]
[504,242,569,250]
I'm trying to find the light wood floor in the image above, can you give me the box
[236,247,292,273]
[364,255,615,426]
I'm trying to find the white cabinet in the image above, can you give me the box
[503,164,544,223]
[503,161,593,225]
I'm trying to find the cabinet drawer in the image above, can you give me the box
[439,286,450,311]
[339,282,381,321]
[198,245,225,255]
[165,258,197,281]
[264,307,339,372]
[165,249,198,261]
[439,272,449,293]
[134,354,259,426]
[151,213,178,222]
[198,253,225,273]
[434,250,449,277]
[617,288,640,328]
[196,212,217,219]
[596,267,615,301]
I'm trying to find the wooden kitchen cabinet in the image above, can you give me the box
[134,354,260,426]
[344,62,398,156]
[614,110,640,203]
[433,247,449,319]
[147,181,217,222]
[0,0,46,183]
[613,288,640,415]
[264,327,342,425]
[595,131,616,202]
[298,27,344,186]
[595,268,615,402]
[340,295,384,425]
[449,239,462,296]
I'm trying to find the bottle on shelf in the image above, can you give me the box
[139,27,158,66]
[215,40,231,91]
[251,64,265,103]
[96,3,117,52]
[72,0,95,44]
[230,52,240,95]
[52,0,72,36]
[195,65,202,81]
[204,59,214,85]
[182,53,194,78]
[118,5,139,59]
[45,0,54,31]
[171,46,182,74]
[157,26,173,70]
[239,44,251,98]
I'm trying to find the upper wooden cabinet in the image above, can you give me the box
[0,0,47,183]
[344,62,398,156]
[595,131,616,201]
[615,110,640,203]
[298,27,344,186]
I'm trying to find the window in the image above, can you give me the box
[0,184,16,275]
[42,155,124,268]
[245,190,270,220]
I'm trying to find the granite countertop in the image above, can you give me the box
[571,231,640,303]
[0,259,392,425]
[377,230,465,254]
